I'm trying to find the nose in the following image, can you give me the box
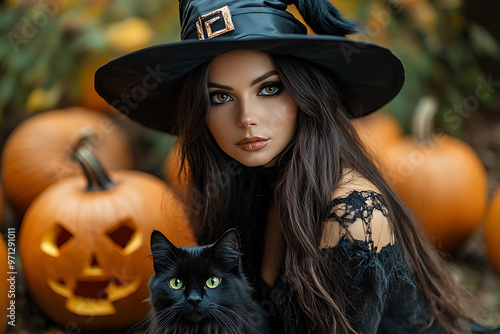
[237,98,259,128]
[186,290,202,307]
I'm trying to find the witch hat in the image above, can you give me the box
[95,0,404,134]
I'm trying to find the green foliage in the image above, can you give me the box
[355,0,500,138]
[3,0,498,137]
[0,0,180,120]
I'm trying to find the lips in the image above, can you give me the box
[236,137,270,151]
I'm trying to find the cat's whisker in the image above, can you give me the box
[207,310,226,332]
[130,307,163,334]
[147,304,182,333]
[221,307,246,334]
[217,304,261,332]
[159,308,182,329]
[209,309,238,334]
[127,313,154,333]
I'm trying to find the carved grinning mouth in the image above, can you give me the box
[74,280,110,299]
[48,276,141,316]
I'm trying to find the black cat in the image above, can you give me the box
[147,228,269,334]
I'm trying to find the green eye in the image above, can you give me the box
[206,276,221,289]
[169,278,183,289]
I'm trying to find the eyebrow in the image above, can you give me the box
[207,70,279,90]
[250,70,278,86]
[207,82,232,90]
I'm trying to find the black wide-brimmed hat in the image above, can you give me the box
[95,0,404,134]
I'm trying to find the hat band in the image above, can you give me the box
[182,8,307,41]
[195,5,235,40]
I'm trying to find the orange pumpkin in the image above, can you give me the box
[19,137,195,331]
[485,187,500,275]
[0,235,9,334]
[352,111,403,167]
[381,97,488,253]
[1,107,132,217]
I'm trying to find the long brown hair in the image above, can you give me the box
[172,53,471,333]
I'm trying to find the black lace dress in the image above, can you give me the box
[241,168,500,334]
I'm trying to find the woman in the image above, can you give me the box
[95,0,499,333]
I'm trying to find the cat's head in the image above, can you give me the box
[148,228,248,323]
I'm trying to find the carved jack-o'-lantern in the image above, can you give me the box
[19,137,195,331]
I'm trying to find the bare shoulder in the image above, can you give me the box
[320,169,395,251]
[330,169,380,198]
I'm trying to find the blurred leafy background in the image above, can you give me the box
[1,0,499,178]
[0,0,499,332]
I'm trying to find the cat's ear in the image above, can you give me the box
[150,230,177,274]
[212,228,241,268]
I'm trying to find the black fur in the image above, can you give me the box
[148,229,269,334]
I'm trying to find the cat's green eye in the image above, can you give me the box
[169,278,183,290]
[206,276,221,289]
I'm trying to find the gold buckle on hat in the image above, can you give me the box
[196,5,235,40]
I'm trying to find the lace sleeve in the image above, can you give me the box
[322,191,413,333]
[275,191,420,333]
[322,190,394,251]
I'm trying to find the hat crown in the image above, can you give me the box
[179,0,358,42]
[179,0,306,41]
[180,0,288,20]
[179,0,288,24]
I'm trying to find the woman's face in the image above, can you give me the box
[206,50,298,167]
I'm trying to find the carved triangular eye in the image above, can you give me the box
[55,224,73,248]
[42,223,74,256]
[107,225,135,249]
[105,221,141,254]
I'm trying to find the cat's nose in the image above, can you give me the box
[187,290,202,307]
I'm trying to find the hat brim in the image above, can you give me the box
[95,35,404,134]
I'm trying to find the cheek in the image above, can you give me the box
[205,109,217,126]
[282,104,298,132]
[265,102,297,138]
[206,111,225,140]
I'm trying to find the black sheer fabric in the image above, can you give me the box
[244,187,500,334]
[326,190,390,249]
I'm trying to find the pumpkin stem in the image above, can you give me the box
[71,129,115,191]
[412,96,439,143]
